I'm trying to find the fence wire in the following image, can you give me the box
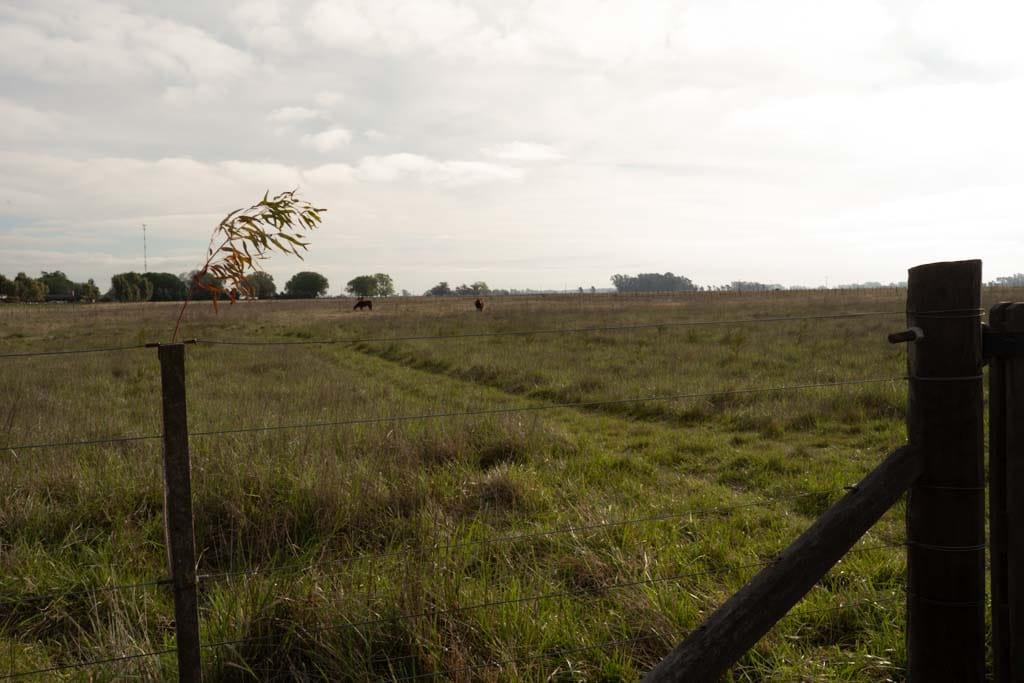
[0,578,170,612]
[0,309,907,360]
[1,375,907,453]
[0,646,176,681]
[196,488,848,585]
[387,593,903,682]
[202,542,902,654]
[194,310,905,349]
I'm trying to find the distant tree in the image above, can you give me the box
[610,272,696,293]
[143,272,189,301]
[990,274,1024,287]
[0,273,13,297]
[346,275,378,297]
[401,289,411,297]
[284,271,329,298]
[454,281,490,295]
[245,271,277,299]
[729,281,783,292]
[79,279,100,302]
[346,273,395,297]
[373,273,395,297]
[590,286,596,294]
[39,270,76,296]
[425,281,452,296]
[181,271,225,301]
[110,272,153,302]
[13,272,48,302]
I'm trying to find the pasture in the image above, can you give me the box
[1,288,1005,680]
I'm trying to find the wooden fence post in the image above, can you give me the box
[988,302,1024,681]
[158,343,203,682]
[905,260,985,681]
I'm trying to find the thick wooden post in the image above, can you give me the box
[990,303,1010,682]
[905,260,985,681]
[158,344,202,682]
[989,302,1024,680]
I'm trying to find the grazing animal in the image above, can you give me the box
[474,298,484,312]
[353,299,372,311]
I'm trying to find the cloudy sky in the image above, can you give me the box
[1,0,1022,293]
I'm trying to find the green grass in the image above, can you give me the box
[0,289,1012,680]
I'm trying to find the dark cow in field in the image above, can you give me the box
[353,298,372,311]
[474,298,484,312]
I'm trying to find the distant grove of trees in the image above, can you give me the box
[346,273,395,297]
[0,271,99,302]
[424,281,490,296]
[992,274,1024,287]
[610,273,696,293]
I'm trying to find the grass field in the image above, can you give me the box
[0,288,1014,681]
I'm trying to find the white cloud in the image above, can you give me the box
[305,163,356,185]
[0,99,67,141]
[301,127,354,153]
[482,141,564,162]
[356,153,524,186]
[304,0,480,55]
[232,0,294,52]
[911,0,1024,71]
[0,1,251,84]
[315,90,345,107]
[364,129,389,141]
[267,106,322,124]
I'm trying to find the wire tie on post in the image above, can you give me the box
[907,374,984,382]
[906,591,986,608]
[906,308,985,319]
[916,484,985,492]
[906,541,986,553]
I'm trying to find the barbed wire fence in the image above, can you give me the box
[0,306,918,680]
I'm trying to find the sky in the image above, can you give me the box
[1,0,1022,294]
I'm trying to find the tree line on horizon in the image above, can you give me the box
[4,269,1023,303]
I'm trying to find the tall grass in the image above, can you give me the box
[2,288,1015,680]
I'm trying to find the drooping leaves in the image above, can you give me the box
[172,189,325,341]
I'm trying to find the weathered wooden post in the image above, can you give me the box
[905,260,985,681]
[988,302,1024,681]
[157,343,202,682]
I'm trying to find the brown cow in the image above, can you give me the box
[474,298,484,312]
[353,299,372,311]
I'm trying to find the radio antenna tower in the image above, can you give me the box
[142,223,148,273]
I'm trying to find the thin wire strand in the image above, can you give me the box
[0,578,170,611]
[0,646,176,680]
[1,433,161,453]
[390,634,665,681]
[0,378,903,453]
[195,310,905,348]
[187,377,907,441]
[203,543,902,652]
[389,594,903,682]
[1,376,905,452]
[197,489,845,584]
[0,344,148,360]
